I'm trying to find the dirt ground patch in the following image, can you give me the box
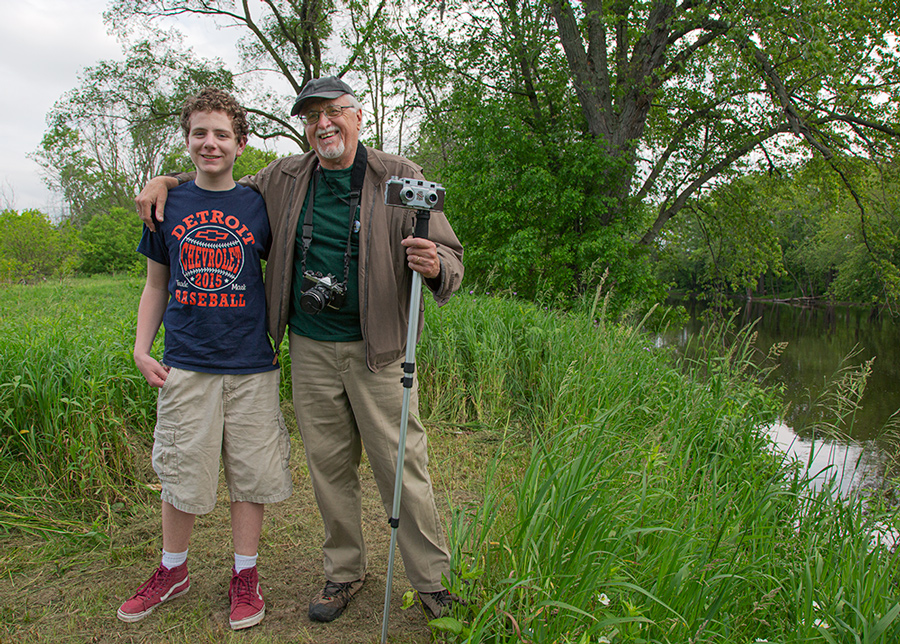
[0,411,492,644]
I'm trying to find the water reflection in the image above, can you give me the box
[766,421,884,498]
[733,300,900,444]
[661,298,900,494]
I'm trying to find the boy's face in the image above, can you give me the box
[185,110,246,185]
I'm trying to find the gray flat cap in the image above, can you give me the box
[291,76,356,116]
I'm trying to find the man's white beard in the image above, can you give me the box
[318,140,345,160]
[316,129,345,160]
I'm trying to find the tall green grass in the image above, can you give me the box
[420,294,900,643]
[416,292,663,434]
[3,278,899,642]
[0,277,156,536]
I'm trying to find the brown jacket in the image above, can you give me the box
[239,147,464,372]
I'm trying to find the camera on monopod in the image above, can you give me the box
[384,177,445,211]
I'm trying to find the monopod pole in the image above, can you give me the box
[381,209,431,644]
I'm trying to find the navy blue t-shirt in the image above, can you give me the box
[137,182,277,374]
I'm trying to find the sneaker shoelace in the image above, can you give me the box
[232,571,257,604]
[135,567,171,598]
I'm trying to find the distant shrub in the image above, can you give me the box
[79,207,144,275]
[0,208,79,282]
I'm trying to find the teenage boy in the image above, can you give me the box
[118,88,292,630]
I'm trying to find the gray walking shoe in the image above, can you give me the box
[308,577,365,622]
[418,588,459,620]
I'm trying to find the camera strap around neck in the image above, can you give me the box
[299,142,367,282]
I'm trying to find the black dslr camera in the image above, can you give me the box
[299,271,346,315]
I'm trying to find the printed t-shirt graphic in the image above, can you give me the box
[179,224,245,292]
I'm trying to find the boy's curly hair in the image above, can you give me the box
[180,88,249,141]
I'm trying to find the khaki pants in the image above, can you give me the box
[289,333,450,592]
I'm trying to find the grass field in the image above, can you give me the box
[2,277,899,643]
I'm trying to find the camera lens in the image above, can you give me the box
[300,285,329,314]
[400,188,416,204]
[425,190,438,205]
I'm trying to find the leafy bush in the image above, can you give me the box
[233,145,279,179]
[0,209,79,282]
[78,206,144,275]
[425,92,664,317]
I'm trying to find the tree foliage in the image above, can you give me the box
[39,0,900,305]
[432,84,661,310]
[104,0,391,149]
[34,35,233,226]
[233,146,281,180]
[660,157,900,306]
[28,141,279,278]
[392,0,900,304]
[78,207,145,275]
[0,210,79,282]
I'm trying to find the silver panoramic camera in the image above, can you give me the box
[384,177,445,211]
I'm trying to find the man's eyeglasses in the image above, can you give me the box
[301,105,354,125]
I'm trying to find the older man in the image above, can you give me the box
[136,77,464,623]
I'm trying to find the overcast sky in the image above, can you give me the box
[0,0,247,218]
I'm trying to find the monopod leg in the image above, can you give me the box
[381,209,431,643]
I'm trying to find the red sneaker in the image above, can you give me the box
[229,566,265,630]
[117,562,190,622]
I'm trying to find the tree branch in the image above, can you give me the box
[339,0,388,78]
[795,96,900,138]
[638,123,792,245]
[245,107,305,148]
[584,0,612,113]
[636,88,751,201]
[244,0,303,93]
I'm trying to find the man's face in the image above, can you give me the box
[302,95,362,170]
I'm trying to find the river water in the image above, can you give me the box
[660,298,900,496]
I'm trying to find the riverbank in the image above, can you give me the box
[2,278,900,642]
[670,288,898,311]
[665,293,900,470]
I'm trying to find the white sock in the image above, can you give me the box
[234,552,258,573]
[161,549,188,570]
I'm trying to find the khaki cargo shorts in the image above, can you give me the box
[152,367,292,515]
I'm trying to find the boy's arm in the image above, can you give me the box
[134,259,171,388]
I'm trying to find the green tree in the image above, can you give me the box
[660,157,900,306]
[77,144,280,277]
[35,35,233,226]
[0,210,79,282]
[105,0,389,149]
[803,158,900,305]
[233,146,280,180]
[432,85,661,311]
[657,172,791,297]
[394,0,900,304]
[99,1,900,307]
